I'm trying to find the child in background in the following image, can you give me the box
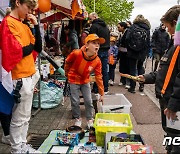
[108,36,118,86]
[65,34,105,129]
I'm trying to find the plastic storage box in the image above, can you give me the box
[102,94,132,113]
[93,113,133,147]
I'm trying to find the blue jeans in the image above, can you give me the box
[93,49,109,93]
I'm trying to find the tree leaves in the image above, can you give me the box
[83,0,134,25]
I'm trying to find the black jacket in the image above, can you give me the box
[151,27,170,55]
[144,39,180,112]
[89,18,110,51]
[127,22,150,61]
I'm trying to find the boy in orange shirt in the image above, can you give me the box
[65,34,105,128]
[0,0,42,153]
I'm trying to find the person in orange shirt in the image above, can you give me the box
[65,34,105,129]
[0,0,42,153]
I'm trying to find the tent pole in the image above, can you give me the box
[32,11,41,117]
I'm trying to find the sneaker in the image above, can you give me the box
[118,82,123,86]
[125,85,130,89]
[110,80,114,86]
[21,144,42,153]
[139,84,144,92]
[74,118,82,127]
[128,88,136,93]
[87,119,94,129]
[104,91,109,95]
[1,135,10,145]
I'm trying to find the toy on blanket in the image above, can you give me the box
[120,73,141,82]
[56,130,79,147]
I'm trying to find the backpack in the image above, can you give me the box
[126,24,148,52]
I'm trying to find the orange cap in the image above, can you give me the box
[85,34,105,44]
[110,36,116,42]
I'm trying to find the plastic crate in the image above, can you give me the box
[93,113,133,147]
[102,94,132,113]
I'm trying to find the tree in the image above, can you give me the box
[83,0,134,25]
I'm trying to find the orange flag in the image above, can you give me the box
[71,0,81,19]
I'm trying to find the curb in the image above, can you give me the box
[144,87,160,109]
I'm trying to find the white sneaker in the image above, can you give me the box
[21,144,42,153]
[125,85,130,89]
[74,118,82,127]
[110,80,114,86]
[1,135,10,145]
[118,82,123,86]
[87,119,94,129]
[104,91,109,95]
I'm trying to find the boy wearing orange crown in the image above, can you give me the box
[65,34,105,129]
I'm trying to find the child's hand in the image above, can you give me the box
[26,14,38,25]
[99,95,104,105]
[137,75,145,82]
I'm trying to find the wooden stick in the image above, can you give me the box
[120,73,141,82]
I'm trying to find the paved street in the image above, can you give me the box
[0,58,166,153]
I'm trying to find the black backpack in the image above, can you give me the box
[126,24,148,52]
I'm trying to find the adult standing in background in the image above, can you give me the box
[126,14,151,93]
[89,12,110,94]
[151,23,170,72]
[61,25,79,57]
[117,22,130,88]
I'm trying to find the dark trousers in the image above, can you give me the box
[0,112,11,136]
[119,52,129,84]
[137,59,145,75]
[93,50,109,93]
[109,64,116,81]
[128,58,137,89]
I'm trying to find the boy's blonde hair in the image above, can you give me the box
[10,0,37,10]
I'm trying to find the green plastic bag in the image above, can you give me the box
[33,81,63,109]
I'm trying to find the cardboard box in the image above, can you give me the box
[105,132,144,152]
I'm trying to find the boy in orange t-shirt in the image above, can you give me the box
[65,34,105,128]
[0,0,42,153]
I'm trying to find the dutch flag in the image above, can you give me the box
[0,17,23,115]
